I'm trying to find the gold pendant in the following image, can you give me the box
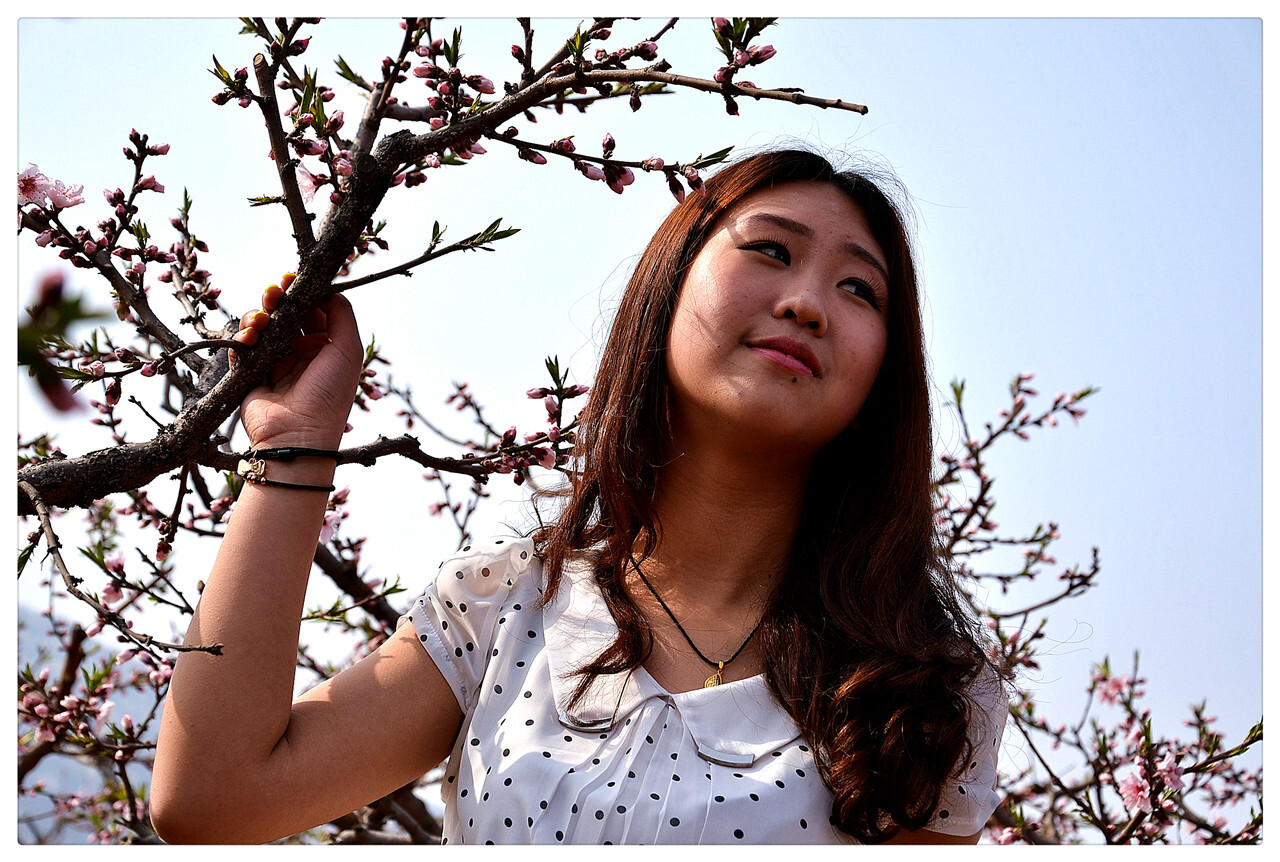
[704,662,725,688]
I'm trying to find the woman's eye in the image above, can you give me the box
[841,279,882,310]
[746,242,790,264]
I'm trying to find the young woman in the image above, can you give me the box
[151,148,1008,845]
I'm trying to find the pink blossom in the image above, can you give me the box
[994,827,1020,844]
[642,157,665,171]
[1119,771,1152,813]
[552,137,576,154]
[319,509,347,543]
[18,164,51,205]
[295,165,324,203]
[747,44,777,64]
[35,229,55,247]
[1096,673,1131,705]
[1155,752,1185,791]
[468,75,495,94]
[134,175,164,194]
[332,156,353,177]
[47,179,85,209]
[577,162,605,181]
[295,138,327,157]
[148,143,171,155]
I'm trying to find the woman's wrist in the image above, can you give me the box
[239,456,338,492]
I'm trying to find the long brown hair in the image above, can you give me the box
[536,148,994,843]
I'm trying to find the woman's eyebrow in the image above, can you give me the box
[742,212,890,284]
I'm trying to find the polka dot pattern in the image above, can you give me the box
[399,537,1009,844]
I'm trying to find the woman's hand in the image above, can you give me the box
[231,274,365,451]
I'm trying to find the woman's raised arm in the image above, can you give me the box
[150,285,462,844]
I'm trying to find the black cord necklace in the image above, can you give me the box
[630,556,764,688]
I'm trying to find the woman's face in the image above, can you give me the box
[665,180,890,460]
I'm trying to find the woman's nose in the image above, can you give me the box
[774,287,827,336]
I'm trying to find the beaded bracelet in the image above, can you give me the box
[236,446,341,493]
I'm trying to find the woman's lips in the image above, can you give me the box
[746,337,821,377]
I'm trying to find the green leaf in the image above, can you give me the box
[334,55,363,86]
[689,146,734,171]
[18,538,38,577]
[209,54,232,85]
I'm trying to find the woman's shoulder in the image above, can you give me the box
[433,535,540,592]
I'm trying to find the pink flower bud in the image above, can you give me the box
[552,137,576,154]
[602,132,616,158]
[713,17,732,36]
[296,113,314,128]
[527,386,551,399]
[577,162,605,181]
[83,240,97,256]
[35,230,54,247]
[642,157,664,171]
[633,41,658,61]
[332,156,353,177]
[148,143,171,155]
[668,173,686,203]
[140,363,156,377]
[89,361,106,378]
[327,111,344,132]
[747,44,777,64]
[544,395,559,417]
[518,148,547,165]
[468,75,496,94]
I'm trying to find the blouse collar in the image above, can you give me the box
[542,554,802,767]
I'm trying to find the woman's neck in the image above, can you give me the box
[639,435,812,613]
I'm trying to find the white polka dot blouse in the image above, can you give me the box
[399,537,1008,844]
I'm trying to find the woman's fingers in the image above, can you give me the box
[261,283,285,313]
[230,273,298,363]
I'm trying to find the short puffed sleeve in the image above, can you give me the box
[925,667,1011,836]
[397,536,538,714]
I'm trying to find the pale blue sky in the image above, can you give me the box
[15,15,1264,796]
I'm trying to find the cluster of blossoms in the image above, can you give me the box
[18,164,85,213]
[20,132,174,288]
[19,664,117,748]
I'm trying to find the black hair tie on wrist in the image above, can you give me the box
[248,446,342,462]
[236,446,342,493]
